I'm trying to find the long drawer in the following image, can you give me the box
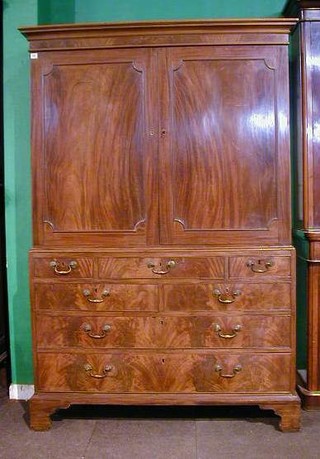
[36,314,291,350]
[33,281,291,312]
[31,252,292,280]
[36,351,292,393]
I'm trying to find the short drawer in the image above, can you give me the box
[36,352,292,393]
[33,256,94,278]
[98,257,224,279]
[229,256,291,278]
[34,283,158,311]
[164,283,291,312]
[35,314,291,350]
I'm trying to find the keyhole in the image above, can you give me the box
[161,358,165,364]
[161,129,166,137]
[160,319,164,325]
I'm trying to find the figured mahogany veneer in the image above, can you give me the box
[22,19,300,431]
[229,256,291,278]
[98,257,225,279]
[164,283,291,312]
[34,283,158,312]
[36,314,291,349]
[36,352,292,394]
[33,256,94,278]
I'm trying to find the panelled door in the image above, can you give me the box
[32,48,158,247]
[159,46,291,246]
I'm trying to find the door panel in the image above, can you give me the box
[33,48,158,246]
[160,46,290,245]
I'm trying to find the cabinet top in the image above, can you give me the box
[19,19,298,51]
[283,0,320,19]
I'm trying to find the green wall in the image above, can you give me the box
[5,0,298,385]
[75,0,286,22]
[38,0,75,24]
[4,0,37,384]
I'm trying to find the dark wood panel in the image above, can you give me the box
[172,60,276,229]
[98,256,225,279]
[44,60,144,232]
[34,283,158,312]
[164,283,291,312]
[36,352,292,393]
[36,314,291,349]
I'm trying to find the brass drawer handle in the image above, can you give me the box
[215,364,242,379]
[81,323,111,339]
[147,260,176,275]
[49,260,77,275]
[246,259,274,273]
[82,289,110,303]
[213,288,241,304]
[213,323,242,339]
[83,363,113,379]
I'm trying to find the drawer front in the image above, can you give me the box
[164,283,291,312]
[36,314,291,350]
[33,257,94,278]
[36,352,292,393]
[229,256,291,278]
[98,257,224,279]
[34,283,158,312]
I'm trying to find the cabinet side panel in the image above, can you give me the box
[309,23,320,227]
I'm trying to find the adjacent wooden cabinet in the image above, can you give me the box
[284,0,320,408]
[21,20,301,431]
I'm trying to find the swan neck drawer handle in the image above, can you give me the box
[83,363,113,379]
[82,289,110,303]
[213,288,241,304]
[215,364,242,379]
[213,323,242,339]
[49,260,77,275]
[246,259,274,273]
[147,260,176,275]
[81,323,112,339]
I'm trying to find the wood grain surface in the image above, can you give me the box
[98,256,225,279]
[164,282,291,312]
[35,314,291,349]
[34,283,158,311]
[36,352,292,393]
